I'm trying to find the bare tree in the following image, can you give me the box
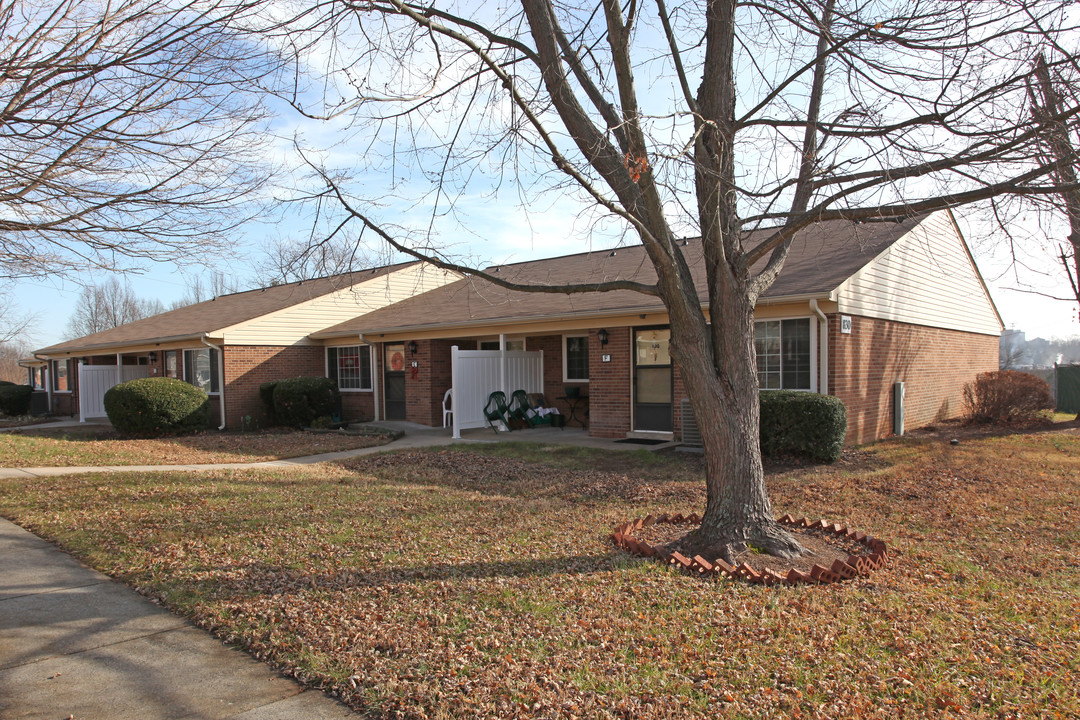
[65,278,165,338]
[0,339,30,383]
[254,234,390,284]
[171,270,242,307]
[0,286,33,345]
[280,0,1080,557]
[1029,52,1080,309]
[0,285,34,382]
[999,330,1029,370]
[0,0,282,281]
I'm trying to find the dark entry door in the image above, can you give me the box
[384,343,406,420]
[633,327,672,432]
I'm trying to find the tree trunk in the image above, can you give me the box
[668,278,804,560]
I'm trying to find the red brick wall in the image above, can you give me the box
[589,327,632,438]
[222,345,324,429]
[405,339,457,426]
[828,314,998,445]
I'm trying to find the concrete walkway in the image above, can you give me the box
[0,517,355,719]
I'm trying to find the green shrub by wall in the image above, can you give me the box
[0,384,32,416]
[258,380,279,425]
[759,391,847,462]
[104,377,210,436]
[271,376,339,428]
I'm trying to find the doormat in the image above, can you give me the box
[615,438,669,445]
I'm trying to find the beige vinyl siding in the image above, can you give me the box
[216,264,461,346]
[835,211,1002,336]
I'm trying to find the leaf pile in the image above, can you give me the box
[0,432,1077,718]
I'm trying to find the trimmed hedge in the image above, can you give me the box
[963,370,1053,424]
[104,377,210,436]
[271,376,339,428]
[0,384,32,416]
[759,391,847,462]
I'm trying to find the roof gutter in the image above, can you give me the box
[201,336,226,430]
[809,299,829,395]
[35,333,206,358]
[313,292,839,341]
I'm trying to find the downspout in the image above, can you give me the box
[810,299,828,395]
[201,337,226,430]
[359,334,380,421]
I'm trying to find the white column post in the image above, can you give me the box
[451,345,461,439]
[499,334,507,398]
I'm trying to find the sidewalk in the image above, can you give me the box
[0,422,675,480]
[0,517,355,719]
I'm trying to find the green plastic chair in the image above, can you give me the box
[509,389,531,423]
[511,389,555,428]
[483,391,513,433]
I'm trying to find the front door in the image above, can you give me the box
[633,327,673,432]
[384,343,407,420]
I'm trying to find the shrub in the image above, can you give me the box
[271,376,339,428]
[0,384,32,416]
[963,370,1053,424]
[258,380,279,425]
[0,379,15,386]
[104,377,210,436]
[759,391,847,462]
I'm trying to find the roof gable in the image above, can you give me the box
[36,262,423,355]
[835,210,1003,335]
[314,216,919,337]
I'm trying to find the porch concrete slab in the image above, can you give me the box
[0,518,356,719]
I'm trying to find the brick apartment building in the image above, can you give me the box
[31,210,1001,445]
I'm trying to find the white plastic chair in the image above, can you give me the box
[442,387,453,428]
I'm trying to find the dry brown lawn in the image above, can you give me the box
[0,425,393,466]
[0,421,1077,719]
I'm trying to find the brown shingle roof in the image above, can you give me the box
[313,217,920,338]
[36,262,419,355]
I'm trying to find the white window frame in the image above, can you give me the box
[562,334,590,383]
[51,359,72,393]
[754,316,817,392]
[183,348,220,395]
[326,344,374,392]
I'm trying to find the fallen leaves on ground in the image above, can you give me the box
[0,429,1077,719]
[0,427,393,466]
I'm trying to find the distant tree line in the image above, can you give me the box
[1000,330,1080,369]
